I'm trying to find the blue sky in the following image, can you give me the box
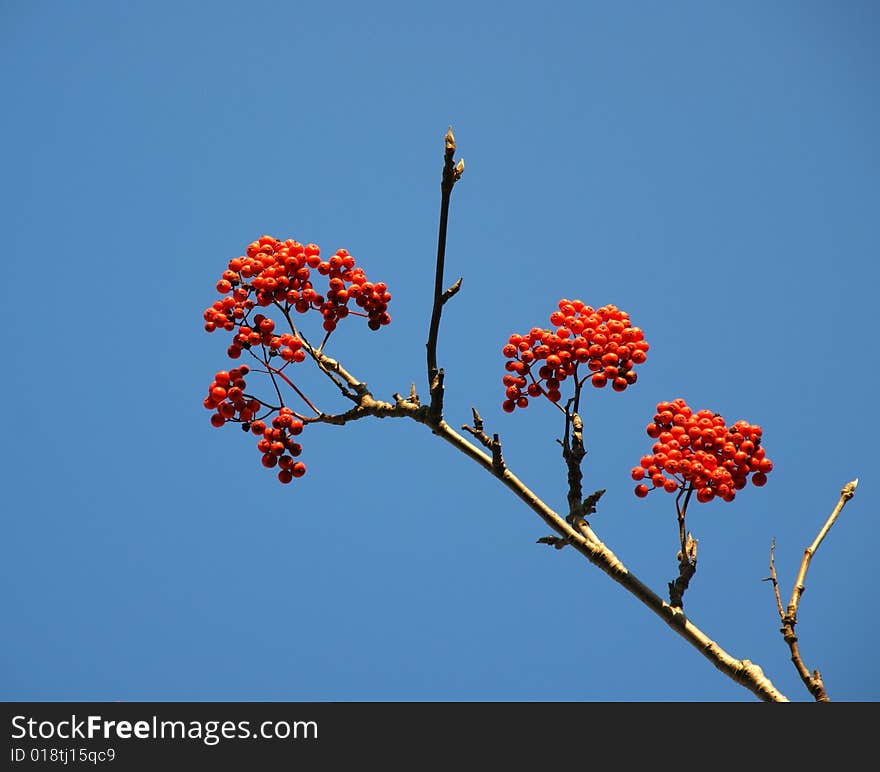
[2,1,877,701]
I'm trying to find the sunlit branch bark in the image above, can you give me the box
[766,479,858,701]
[294,347,788,700]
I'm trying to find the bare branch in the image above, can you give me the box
[764,538,786,619]
[292,344,788,700]
[773,478,858,702]
[788,478,858,618]
[426,416,787,701]
[462,408,505,472]
[281,313,360,402]
[426,126,464,424]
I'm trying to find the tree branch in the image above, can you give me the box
[769,478,858,702]
[426,126,464,424]
[764,538,785,620]
[262,127,794,701]
[291,345,789,700]
[427,417,787,702]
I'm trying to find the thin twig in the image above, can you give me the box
[426,126,463,424]
[788,479,858,617]
[772,479,858,702]
[461,408,505,472]
[263,360,322,415]
[765,538,786,619]
[276,308,356,401]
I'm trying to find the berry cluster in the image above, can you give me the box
[202,236,391,484]
[501,300,649,412]
[203,366,261,426]
[203,367,307,484]
[203,235,391,359]
[229,316,308,363]
[249,408,307,485]
[631,398,772,503]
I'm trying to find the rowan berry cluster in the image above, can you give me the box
[203,235,391,360]
[229,316,308,363]
[202,235,392,484]
[249,407,307,485]
[203,367,307,484]
[501,300,649,412]
[631,398,772,503]
[204,363,254,417]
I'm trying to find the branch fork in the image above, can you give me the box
[765,478,858,701]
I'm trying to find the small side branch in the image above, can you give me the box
[788,479,858,616]
[282,313,362,403]
[764,538,786,620]
[303,393,424,427]
[462,407,505,472]
[442,277,463,304]
[769,478,858,702]
[392,383,421,409]
[426,126,464,425]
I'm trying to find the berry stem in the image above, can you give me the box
[247,346,287,413]
[278,305,357,402]
[669,484,697,610]
[561,402,587,526]
[675,484,693,556]
[316,329,332,355]
[263,360,322,416]
[274,301,302,339]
